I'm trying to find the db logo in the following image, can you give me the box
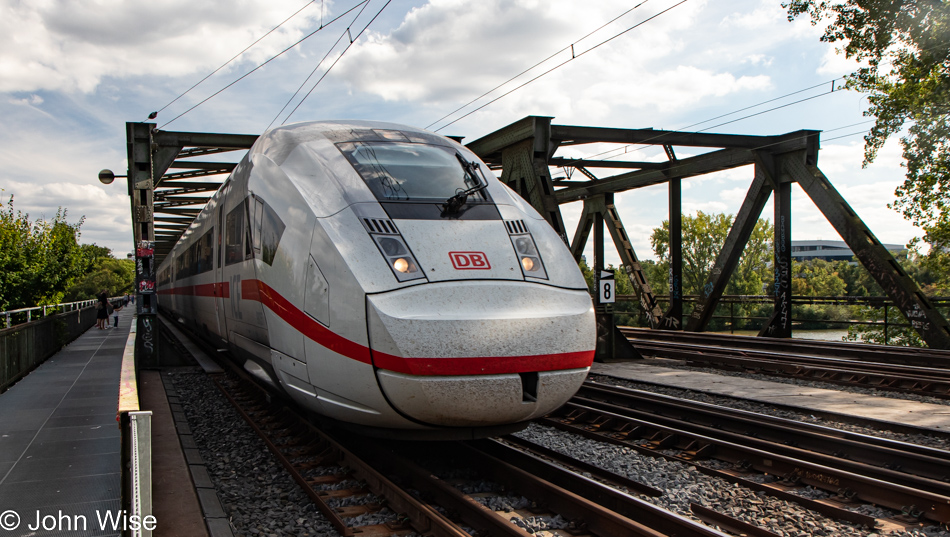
[449,251,491,270]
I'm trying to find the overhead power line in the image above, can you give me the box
[281,0,393,125]
[160,0,370,129]
[432,0,691,132]
[424,0,653,131]
[571,78,850,164]
[151,0,320,120]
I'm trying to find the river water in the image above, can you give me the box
[713,329,855,342]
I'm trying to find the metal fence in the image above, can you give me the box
[616,294,950,343]
[0,305,98,393]
[2,299,101,329]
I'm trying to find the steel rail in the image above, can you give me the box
[621,327,950,367]
[539,410,882,528]
[468,438,745,537]
[212,373,468,537]
[630,340,950,398]
[357,436,737,537]
[577,382,950,494]
[500,434,664,497]
[544,402,950,524]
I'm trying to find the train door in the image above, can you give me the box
[221,192,268,343]
[213,205,228,343]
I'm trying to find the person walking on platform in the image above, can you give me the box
[112,298,124,328]
[96,290,109,330]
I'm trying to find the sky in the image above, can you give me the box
[0,0,919,267]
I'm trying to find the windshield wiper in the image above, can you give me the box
[442,155,488,216]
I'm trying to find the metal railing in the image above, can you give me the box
[129,411,153,537]
[1,305,99,393]
[615,294,950,344]
[2,299,100,329]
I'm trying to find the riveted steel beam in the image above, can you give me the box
[555,148,755,203]
[686,160,773,332]
[550,158,666,170]
[469,116,567,241]
[790,158,950,349]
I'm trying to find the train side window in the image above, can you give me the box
[259,201,285,266]
[197,230,214,274]
[188,242,199,277]
[225,204,245,266]
[245,195,286,266]
[250,197,264,253]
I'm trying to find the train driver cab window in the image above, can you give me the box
[336,142,489,203]
[225,204,245,266]
[247,195,286,266]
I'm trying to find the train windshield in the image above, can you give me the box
[337,142,489,203]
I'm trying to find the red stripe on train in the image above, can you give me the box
[158,279,593,375]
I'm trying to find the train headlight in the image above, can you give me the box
[521,256,537,272]
[393,257,416,273]
[372,234,425,282]
[510,233,547,280]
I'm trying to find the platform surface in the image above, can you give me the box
[0,306,134,537]
[593,360,950,433]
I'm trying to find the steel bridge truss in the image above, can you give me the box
[466,116,950,349]
[126,123,258,269]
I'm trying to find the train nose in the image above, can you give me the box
[366,281,595,427]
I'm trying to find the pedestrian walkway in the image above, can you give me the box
[0,305,135,537]
[593,360,950,434]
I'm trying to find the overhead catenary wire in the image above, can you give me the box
[159,0,370,129]
[573,36,950,164]
[431,0,692,133]
[423,0,653,131]
[265,0,374,130]
[281,0,393,125]
[151,0,320,120]
[567,78,851,165]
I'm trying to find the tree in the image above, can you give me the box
[0,195,87,310]
[791,259,848,296]
[0,194,117,311]
[651,211,773,296]
[785,1,950,253]
[64,257,136,301]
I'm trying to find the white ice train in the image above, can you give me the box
[157,120,596,438]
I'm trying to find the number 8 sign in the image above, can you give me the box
[599,271,615,304]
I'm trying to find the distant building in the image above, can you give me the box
[791,240,905,263]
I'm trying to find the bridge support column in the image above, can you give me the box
[760,175,793,338]
[127,122,159,364]
[662,176,683,329]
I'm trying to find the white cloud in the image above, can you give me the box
[9,94,44,106]
[816,45,862,77]
[0,0,327,93]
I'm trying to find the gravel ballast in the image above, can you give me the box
[167,364,950,537]
[167,370,341,537]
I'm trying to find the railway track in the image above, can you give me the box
[621,328,950,399]
[550,380,950,527]
[620,327,950,368]
[211,367,750,537]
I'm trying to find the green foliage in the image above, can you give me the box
[648,212,773,330]
[845,305,927,347]
[791,259,847,296]
[651,211,773,296]
[0,194,120,311]
[64,257,136,301]
[785,0,950,256]
[0,195,84,310]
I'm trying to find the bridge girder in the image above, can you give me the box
[467,115,950,350]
